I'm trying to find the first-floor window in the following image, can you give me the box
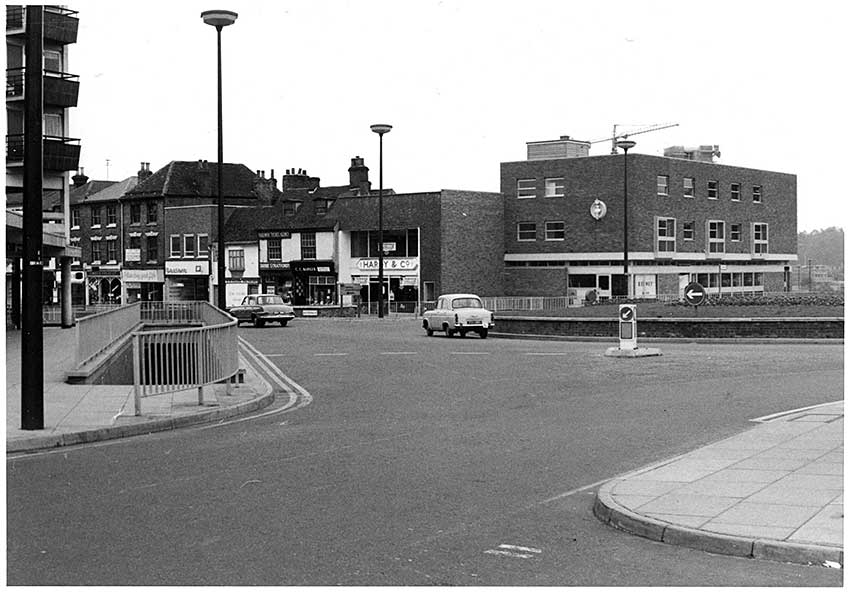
[71,208,81,228]
[753,223,769,254]
[91,239,102,263]
[147,238,158,262]
[146,203,157,223]
[106,238,117,262]
[130,204,141,224]
[708,220,725,254]
[301,232,317,259]
[544,177,564,197]
[544,221,565,240]
[517,222,536,241]
[730,183,741,201]
[183,234,195,258]
[170,235,181,258]
[707,180,719,199]
[229,248,246,271]
[683,221,695,241]
[198,234,209,258]
[267,239,282,261]
[656,217,676,253]
[683,177,695,198]
[516,178,536,198]
[129,235,141,250]
[730,223,742,242]
[657,175,669,196]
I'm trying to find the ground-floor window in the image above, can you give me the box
[308,275,336,305]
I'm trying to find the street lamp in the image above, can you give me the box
[616,138,636,299]
[370,123,392,318]
[201,9,238,310]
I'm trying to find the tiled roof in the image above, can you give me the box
[125,161,265,200]
[70,180,116,205]
[85,176,138,203]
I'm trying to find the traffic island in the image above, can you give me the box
[605,346,662,358]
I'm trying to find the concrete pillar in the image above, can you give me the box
[11,257,21,329]
[60,256,74,328]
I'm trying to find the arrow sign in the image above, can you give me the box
[619,305,635,322]
[683,282,706,306]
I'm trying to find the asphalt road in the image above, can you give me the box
[6,319,844,586]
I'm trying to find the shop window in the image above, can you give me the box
[517,179,536,199]
[301,232,316,259]
[308,275,336,305]
[183,234,195,258]
[170,235,181,258]
[229,248,245,271]
[544,177,564,197]
[517,222,536,241]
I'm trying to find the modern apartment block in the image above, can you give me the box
[501,136,797,300]
[6,5,82,323]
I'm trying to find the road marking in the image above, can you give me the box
[484,544,542,559]
[314,353,348,357]
[750,400,844,423]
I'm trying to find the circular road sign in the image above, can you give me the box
[683,282,706,306]
[619,306,635,322]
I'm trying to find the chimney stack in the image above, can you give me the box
[137,161,153,182]
[72,167,89,187]
[348,156,371,195]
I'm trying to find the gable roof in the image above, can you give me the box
[85,176,138,203]
[70,180,117,206]
[125,161,265,200]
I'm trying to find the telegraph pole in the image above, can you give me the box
[22,5,45,429]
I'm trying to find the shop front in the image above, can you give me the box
[165,260,210,302]
[122,268,164,303]
[351,257,419,314]
[259,261,292,300]
[291,260,336,306]
[86,266,122,304]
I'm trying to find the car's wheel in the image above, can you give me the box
[446,326,455,337]
[253,316,265,328]
[479,329,488,339]
[459,330,467,338]
[426,326,434,336]
[280,320,288,327]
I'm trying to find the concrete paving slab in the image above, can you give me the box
[713,502,823,528]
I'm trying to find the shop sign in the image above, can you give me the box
[165,260,210,276]
[357,258,418,271]
[125,248,141,262]
[292,261,334,274]
[258,231,292,239]
[226,277,260,284]
[122,268,164,282]
[260,262,291,270]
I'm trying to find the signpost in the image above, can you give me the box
[683,281,706,307]
[618,304,637,350]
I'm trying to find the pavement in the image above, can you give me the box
[4,325,844,569]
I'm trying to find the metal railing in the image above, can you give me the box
[75,302,141,366]
[132,302,238,416]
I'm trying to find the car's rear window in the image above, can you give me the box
[452,298,482,309]
[257,296,285,305]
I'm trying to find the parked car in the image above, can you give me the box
[422,293,494,338]
[227,294,295,327]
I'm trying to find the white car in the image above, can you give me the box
[422,293,494,338]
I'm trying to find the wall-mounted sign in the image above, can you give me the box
[292,260,334,274]
[165,260,210,276]
[356,258,418,271]
[125,248,141,262]
[260,262,291,270]
[258,231,292,239]
[122,268,164,283]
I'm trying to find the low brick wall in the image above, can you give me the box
[494,316,844,340]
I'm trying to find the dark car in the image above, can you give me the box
[227,294,296,327]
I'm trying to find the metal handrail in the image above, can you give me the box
[75,302,142,366]
[132,302,239,415]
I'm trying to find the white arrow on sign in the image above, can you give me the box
[686,289,703,299]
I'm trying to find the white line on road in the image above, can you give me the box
[484,544,542,559]
[484,550,535,559]
[314,353,349,357]
[499,544,542,554]
[451,352,490,355]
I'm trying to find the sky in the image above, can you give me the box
[63,0,848,232]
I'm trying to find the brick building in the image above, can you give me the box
[224,157,503,311]
[501,136,797,300]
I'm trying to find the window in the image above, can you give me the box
[183,234,195,258]
[683,221,695,241]
[129,235,141,250]
[753,223,769,254]
[545,221,565,240]
[683,177,694,198]
[544,177,564,197]
[730,223,742,242]
[301,232,317,259]
[267,240,282,261]
[170,235,181,258]
[656,217,676,253]
[657,175,669,196]
[229,248,245,271]
[106,205,117,226]
[91,239,102,263]
[106,238,117,262]
[44,49,62,72]
[516,179,536,199]
[71,208,80,228]
[752,185,762,203]
[316,200,331,215]
[130,204,141,224]
[146,203,157,223]
[707,220,725,254]
[43,112,62,137]
[707,180,718,199]
[147,238,158,262]
[197,234,209,258]
[283,201,299,216]
[517,222,536,241]
[730,183,741,201]
[91,207,102,227]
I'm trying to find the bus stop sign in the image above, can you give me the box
[683,282,706,306]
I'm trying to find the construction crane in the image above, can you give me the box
[590,122,680,155]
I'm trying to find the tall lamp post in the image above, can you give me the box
[370,124,392,318]
[616,138,636,299]
[201,9,238,310]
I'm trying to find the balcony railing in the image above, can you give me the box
[7,68,80,107]
[6,133,81,171]
[6,6,79,45]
